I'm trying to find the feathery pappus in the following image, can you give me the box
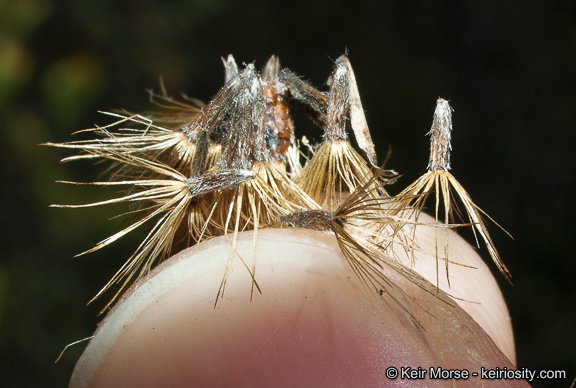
[397,98,513,287]
[46,55,511,318]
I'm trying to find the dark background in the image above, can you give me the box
[1,0,574,386]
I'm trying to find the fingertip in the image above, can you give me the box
[71,229,522,387]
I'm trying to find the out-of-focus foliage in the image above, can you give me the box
[1,0,575,386]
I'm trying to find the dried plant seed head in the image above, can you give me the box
[291,57,389,210]
[49,55,331,310]
[398,97,512,285]
[428,98,453,172]
[47,54,514,324]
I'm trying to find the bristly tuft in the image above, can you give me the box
[46,57,512,318]
[399,98,512,286]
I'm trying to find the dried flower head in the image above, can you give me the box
[46,57,511,319]
[398,98,512,286]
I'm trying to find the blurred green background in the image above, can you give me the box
[1,0,574,386]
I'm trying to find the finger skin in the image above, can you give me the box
[395,212,517,365]
[70,228,526,387]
